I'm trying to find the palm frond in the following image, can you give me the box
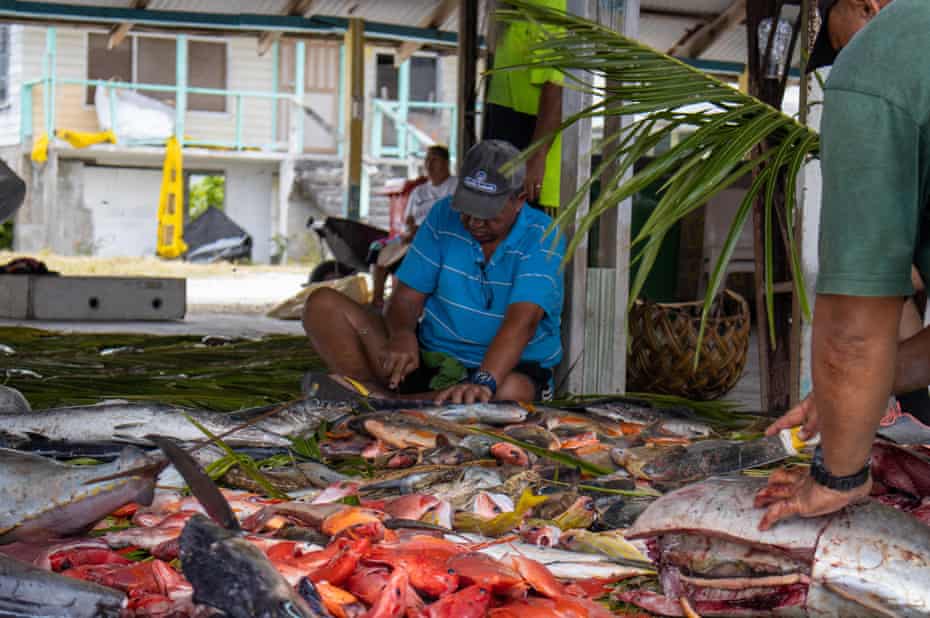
[495,1,818,353]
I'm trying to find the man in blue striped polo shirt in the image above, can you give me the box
[303,140,565,404]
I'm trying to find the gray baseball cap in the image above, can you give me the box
[452,140,525,220]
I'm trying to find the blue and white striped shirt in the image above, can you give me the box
[396,196,565,369]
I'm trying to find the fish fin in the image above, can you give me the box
[148,435,241,532]
[113,422,145,430]
[297,578,331,616]
[514,489,549,515]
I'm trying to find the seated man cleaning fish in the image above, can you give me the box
[303,139,565,404]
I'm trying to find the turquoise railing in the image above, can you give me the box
[370,98,457,161]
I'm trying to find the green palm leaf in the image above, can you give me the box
[494,1,819,357]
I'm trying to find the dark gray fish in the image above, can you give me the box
[0,386,28,415]
[180,515,323,618]
[593,496,656,531]
[0,553,126,617]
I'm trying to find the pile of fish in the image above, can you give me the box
[4,384,930,616]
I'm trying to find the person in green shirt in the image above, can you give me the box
[483,0,565,208]
[755,0,930,529]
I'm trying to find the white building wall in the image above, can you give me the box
[0,25,25,148]
[223,161,275,263]
[16,28,276,150]
[84,165,162,257]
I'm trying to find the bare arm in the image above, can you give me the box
[481,302,544,382]
[382,282,427,388]
[892,327,930,394]
[813,294,903,475]
[524,82,562,203]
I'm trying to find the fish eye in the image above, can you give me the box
[447,568,456,575]
[281,601,302,618]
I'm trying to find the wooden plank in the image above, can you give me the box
[258,0,319,56]
[667,0,745,58]
[395,0,459,66]
[106,0,148,50]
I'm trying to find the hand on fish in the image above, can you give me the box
[434,383,493,405]
[765,393,819,440]
[381,333,420,389]
[754,465,871,531]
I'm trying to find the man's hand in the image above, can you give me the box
[380,332,419,390]
[765,393,819,440]
[754,466,871,531]
[434,383,492,405]
[523,151,546,204]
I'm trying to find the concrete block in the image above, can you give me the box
[0,276,29,319]
[0,276,186,320]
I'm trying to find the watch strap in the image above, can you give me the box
[810,446,870,492]
[468,370,497,396]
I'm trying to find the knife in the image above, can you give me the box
[641,427,820,484]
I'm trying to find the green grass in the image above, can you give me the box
[0,326,326,410]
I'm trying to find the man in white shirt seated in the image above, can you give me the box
[371,144,457,308]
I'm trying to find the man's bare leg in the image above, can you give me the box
[302,288,392,391]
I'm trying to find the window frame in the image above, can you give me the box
[83,30,231,117]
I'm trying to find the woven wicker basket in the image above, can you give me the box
[627,289,750,400]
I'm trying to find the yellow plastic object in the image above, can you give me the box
[56,129,116,149]
[156,136,188,259]
[31,133,49,163]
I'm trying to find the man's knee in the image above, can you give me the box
[495,372,536,402]
[303,288,355,328]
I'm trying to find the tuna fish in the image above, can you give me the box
[623,476,930,616]
[0,553,127,617]
[0,447,158,544]
[0,398,351,448]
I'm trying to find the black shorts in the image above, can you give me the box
[398,354,554,401]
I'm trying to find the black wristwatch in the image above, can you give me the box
[468,370,497,396]
[810,446,870,491]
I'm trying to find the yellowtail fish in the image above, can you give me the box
[453,489,548,536]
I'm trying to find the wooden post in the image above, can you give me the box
[456,0,479,161]
[588,0,637,394]
[343,18,364,219]
[558,0,593,394]
[745,0,796,412]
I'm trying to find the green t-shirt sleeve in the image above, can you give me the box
[816,88,921,297]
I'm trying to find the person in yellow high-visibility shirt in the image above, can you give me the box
[483,0,565,209]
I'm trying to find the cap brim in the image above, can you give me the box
[451,186,509,220]
[807,28,837,72]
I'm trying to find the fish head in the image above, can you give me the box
[490,443,531,467]
[553,496,597,531]
[519,519,562,547]
[180,515,319,617]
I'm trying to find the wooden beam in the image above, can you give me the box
[456,0,478,160]
[106,0,148,50]
[395,0,458,66]
[258,0,319,56]
[667,0,745,59]
[343,17,365,219]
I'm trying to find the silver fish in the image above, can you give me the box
[421,402,529,425]
[0,398,350,448]
[0,553,126,617]
[180,514,324,617]
[0,447,158,544]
